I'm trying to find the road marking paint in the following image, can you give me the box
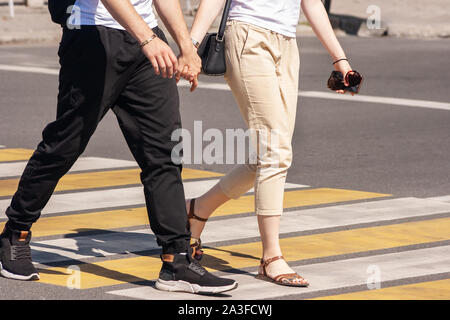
[0,167,223,197]
[3,64,449,111]
[0,186,344,220]
[107,246,450,300]
[1,207,150,238]
[178,81,450,111]
[0,157,138,179]
[29,198,450,264]
[0,180,216,218]
[192,216,450,273]
[36,217,450,288]
[426,195,450,203]
[0,186,307,240]
[200,197,450,244]
[313,278,450,300]
[211,188,389,218]
[31,229,159,264]
[26,197,450,263]
[300,91,450,111]
[0,148,34,162]
[0,64,59,75]
[39,255,161,289]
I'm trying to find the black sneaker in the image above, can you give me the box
[0,226,39,281]
[155,251,237,294]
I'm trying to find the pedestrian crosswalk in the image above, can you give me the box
[0,148,34,162]
[0,147,449,299]
[314,278,450,300]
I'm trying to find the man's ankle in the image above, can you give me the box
[5,221,30,233]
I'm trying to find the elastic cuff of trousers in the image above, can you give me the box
[5,206,35,231]
[5,220,31,232]
[255,209,283,216]
[162,240,190,255]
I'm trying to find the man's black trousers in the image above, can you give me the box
[5,26,191,254]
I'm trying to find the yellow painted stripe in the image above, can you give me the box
[37,217,450,289]
[0,168,222,197]
[182,167,224,180]
[212,188,389,217]
[0,148,33,162]
[313,279,450,300]
[0,207,150,238]
[0,189,388,238]
[39,256,161,289]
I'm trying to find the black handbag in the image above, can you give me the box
[197,0,232,76]
[48,0,76,26]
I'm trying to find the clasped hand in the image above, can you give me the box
[141,36,201,92]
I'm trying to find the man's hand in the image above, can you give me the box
[141,37,179,79]
[152,0,202,91]
[176,46,202,92]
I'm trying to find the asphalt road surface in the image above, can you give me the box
[0,36,449,300]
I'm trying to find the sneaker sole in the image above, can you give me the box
[0,262,40,281]
[155,278,238,294]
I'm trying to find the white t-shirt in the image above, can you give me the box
[71,0,158,30]
[229,0,301,38]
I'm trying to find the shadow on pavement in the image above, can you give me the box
[32,228,254,288]
[329,13,387,36]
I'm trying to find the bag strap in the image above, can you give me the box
[217,0,232,41]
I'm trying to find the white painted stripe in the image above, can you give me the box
[179,81,230,91]
[0,145,5,148]
[0,64,59,76]
[178,81,450,111]
[201,197,450,243]
[0,187,143,218]
[0,180,306,218]
[3,64,449,112]
[0,157,138,179]
[301,91,450,112]
[0,180,219,218]
[426,195,450,203]
[31,229,158,264]
[30,197,450,264]
[107,245,450,300]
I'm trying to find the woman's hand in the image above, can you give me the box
[176,46,202,92]
[333,59,354,95]
[301,0,358,96]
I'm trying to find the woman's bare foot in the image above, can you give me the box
[259,257,309,286]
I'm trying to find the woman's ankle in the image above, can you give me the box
[186,199,208,238]
[194,197,213,219]
[186,198,212,220]
[190,221,204,239]
[262,249,283,261]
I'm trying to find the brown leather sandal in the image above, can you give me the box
[257,256,309,287]
[187,199,208,261]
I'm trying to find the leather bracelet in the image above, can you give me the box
[140,34,157,48]
[333,58,348,65]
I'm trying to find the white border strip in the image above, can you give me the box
[0,64,59,76]
[2,64,449,111]
[301,91,450,111]
[178,81,450,111]
[426,195,450,203]
[0,157,138,179]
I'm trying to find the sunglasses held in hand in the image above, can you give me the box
[327,70,363,94]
